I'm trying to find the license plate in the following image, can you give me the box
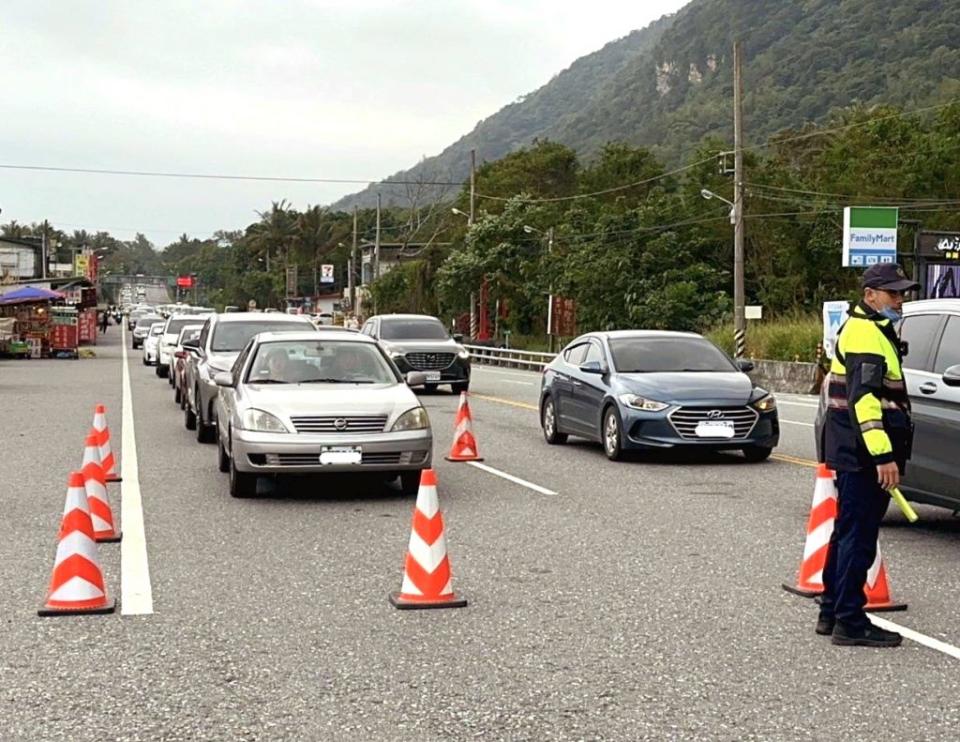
[424,371,441,382]
[319,446,362,465]
[694,420,735,439]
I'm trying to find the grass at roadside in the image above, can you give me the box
[706,314,822,362]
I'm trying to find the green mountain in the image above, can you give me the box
[332,0,960,210]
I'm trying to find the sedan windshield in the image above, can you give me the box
[247,340,397,384]
[379,319,448,341]
[136,316,163,329]
[610,337,737,373]
[211,320,313,352]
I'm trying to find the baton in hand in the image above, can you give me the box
[888,486,919,523]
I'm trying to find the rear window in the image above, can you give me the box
[211,320,314,352]
[609,336,736,373]
[379,319,448,340]
[136,316,163,328]
[164,317,199,335]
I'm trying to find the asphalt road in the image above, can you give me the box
[4,330,960,741]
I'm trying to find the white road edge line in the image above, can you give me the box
[120,327,154,615]
[465,461,558,496]
[868,614,960,661]
[780,419,814,427]
[778,400,819,408]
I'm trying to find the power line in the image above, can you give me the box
[475,155,718,204]
[0,163,462,187]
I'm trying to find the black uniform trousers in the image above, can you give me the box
[818,470,891,631]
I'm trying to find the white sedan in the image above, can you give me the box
[142,323,164,366]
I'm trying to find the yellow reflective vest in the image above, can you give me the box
[823,301,913,472]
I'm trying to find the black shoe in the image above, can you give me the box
[831,623,902,647]
[815,615,835,636]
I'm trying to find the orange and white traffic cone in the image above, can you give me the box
[38,472,116,616]
[93,403,121,483]
[389,469,467,610]
[444,392,483,462]
[864,542,907,612]
[81,430,121,543]
[783,464,837,597]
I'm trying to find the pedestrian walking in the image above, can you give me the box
[99,310,109,334]
[818,263,918,647]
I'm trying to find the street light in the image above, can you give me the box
[451,207,469,220]
[701,187,744,357]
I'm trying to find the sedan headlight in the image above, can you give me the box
[391,407,430,431]
[752,394,777,412]
[240,408,290,433]
[457,348,470,360]
[618,393,670,412]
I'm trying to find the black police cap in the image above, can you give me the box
[861,263,920,292]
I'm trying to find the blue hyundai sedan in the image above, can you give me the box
[539,330,779,461]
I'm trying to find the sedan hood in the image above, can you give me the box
[382,339,462,354]
[618,372,754,406]
[243,382,420,418]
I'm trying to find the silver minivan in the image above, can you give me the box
[899,299,960,510]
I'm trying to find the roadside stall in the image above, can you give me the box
[0,286,65,358]
[50,306,80,358]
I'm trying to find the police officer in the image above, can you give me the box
[818,263,918,647]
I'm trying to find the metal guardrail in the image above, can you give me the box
[463,344,557,371]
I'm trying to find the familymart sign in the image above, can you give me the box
[842,206,898,267]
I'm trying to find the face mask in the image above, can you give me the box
[879,307,901,324]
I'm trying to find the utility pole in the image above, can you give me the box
[547,226,555,353]
[374,193,381,315]
[469,148,476,226]
[350,205,358,312]
[733,40,746,359]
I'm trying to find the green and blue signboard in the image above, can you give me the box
[842,206,898,267]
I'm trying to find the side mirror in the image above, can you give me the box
[453,333,464,343]
[943,364,960,387]
[213,372,234,388]
[737,359,755,373]
[580,360,606,375]
[406,371,427,387]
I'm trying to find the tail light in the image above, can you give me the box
[175,351,186,359]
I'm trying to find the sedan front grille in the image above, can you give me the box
[405,352,456,370]
[260,451,424,467]
[668,406,758,440]
[289,416,387,434]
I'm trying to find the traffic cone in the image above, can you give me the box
[444,392,483,462]
[38,472,116,616]
[782,464,836,597]
[81,430,121,543]
[389,469,467,610]
[864,543,907,612]
[93,403,121,482]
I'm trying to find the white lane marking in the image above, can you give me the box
[120,328,154,615]
[868,614,960,661]
[466,461,558,496]
[780,419,814,427]
[778,400,818,408]
[501,379,534,386]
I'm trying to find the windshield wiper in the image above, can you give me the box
[250,379,289,384]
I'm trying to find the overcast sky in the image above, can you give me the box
[1,0,689,247]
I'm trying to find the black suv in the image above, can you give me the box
[898,299,960,510]
[362,314,470,393]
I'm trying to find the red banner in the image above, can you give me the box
[177,276,194,288]
[549,296,577,337]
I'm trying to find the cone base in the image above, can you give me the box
[95,530,122,543]
[444,456,483,462]
[389,592,467,610]
[782,582,823,598]
[866,601,908,612]
[38,598,116,617]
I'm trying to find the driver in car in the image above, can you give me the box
[255,348,293,382]
[330,346,371,381]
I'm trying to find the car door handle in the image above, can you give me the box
[919,382,938,395]
[571,380,582,387]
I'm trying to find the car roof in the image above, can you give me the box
[904,298,960,314]
[252,330,376,344]
[587,330,704,341]
[212,312,315,324]
[373,314,443,322]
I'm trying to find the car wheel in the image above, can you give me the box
[179,387,187,410]
[157,364,168,379]
[399,470,422,496]
[451,381,469,394]
[174,385,181,404]
[229,455,256,498]
[168,372,175,387]
[541,396,568,445]
[217,434,230,473]
[196,404,214,443]
[142,356,148,366]
[184,398,197,430]
[742,446,773,463]
[603,406,625,461]
[155,364,163,377]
